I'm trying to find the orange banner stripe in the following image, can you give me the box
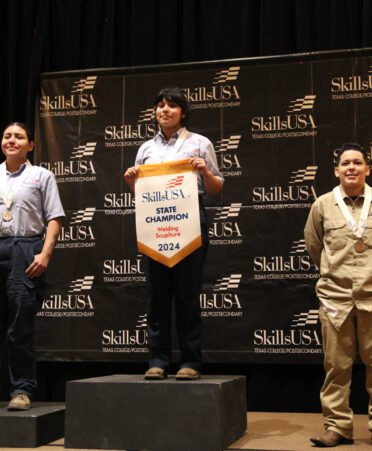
[137,159,195,178]
[138,235,202,268]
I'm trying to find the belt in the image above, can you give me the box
[0,234,43,241]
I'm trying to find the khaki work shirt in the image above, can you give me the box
[304,184,372,330]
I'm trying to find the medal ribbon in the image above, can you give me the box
[152,127,188,164]
[333,185,371,239]
[0,160,32,211]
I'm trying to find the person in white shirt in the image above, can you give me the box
[0,122,64,410]
[125,87,223,380]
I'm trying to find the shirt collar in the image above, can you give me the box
[6,160,28,176]
[337,183,370,202]
[155,127,184,144]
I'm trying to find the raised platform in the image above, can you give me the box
[2,411,371,450]
[65,374,246,451]
[0,402,65,447]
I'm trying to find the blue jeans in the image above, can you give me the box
[0,236,45,397]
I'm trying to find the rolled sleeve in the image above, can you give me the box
[40,170,65,222]
[200,139,224,185]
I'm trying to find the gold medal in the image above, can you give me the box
[2,209,12,221]
[354,238,366,253]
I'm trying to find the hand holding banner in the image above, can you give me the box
[135,159,201,267]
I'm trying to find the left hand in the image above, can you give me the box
[190,157,207,175]
[190,156,223,195]
[25,253,50,279]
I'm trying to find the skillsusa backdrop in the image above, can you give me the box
[34,49,372,364]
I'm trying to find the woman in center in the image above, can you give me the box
[124,87,223,380]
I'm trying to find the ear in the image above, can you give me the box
[334,166,339,178]
[28,141,34,153]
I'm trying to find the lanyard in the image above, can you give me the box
[0,160,32,210]
[152,128,188,164]
[333,185,371,239]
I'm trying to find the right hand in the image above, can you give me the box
[124,166,139,192]
[124,166,138,182]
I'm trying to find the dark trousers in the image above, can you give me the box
[145,205,208,371]
[0,236,45,397]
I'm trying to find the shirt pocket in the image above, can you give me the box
[180,149,200,158]
[362,217,372,247]
[14,184,42,212]
[323,219,347,250]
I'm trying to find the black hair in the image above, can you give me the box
[334,142,370,166]
[2,122,34,142]
[153,87,191,127]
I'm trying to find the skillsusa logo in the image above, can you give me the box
[253,308,321,355]
[165,175,184,189]
[71,76,97,93]
[213,67,240,84]
[103,254,145,284]
[200,273,243,318]
[253,238,319,281]
[40,142,97,184]
[104,106,157,148]
[182,66,241,110]
[291,309,319,327]
[102,314,148,353]
[40,76,98,117]
[69,275,95,292]
[251,94,317,139]
[214,135,242,177]
[138,108,155,123]
[71,142,96,159]
[37,276,95,318]
[331,62,372,100]
[104,191,135,215]
[252,166,318,209]
[209,203,243,246]
[56,208,96,249]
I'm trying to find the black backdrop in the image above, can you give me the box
[34,48,372,365]
[2,0,372,130]
[1,0,372,413]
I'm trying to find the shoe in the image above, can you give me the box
[310,429,354,447]
[144,367,166,380]
[175,368,201,380]
[7,393,31,411]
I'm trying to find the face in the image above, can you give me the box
[155,98,185,131]
[335,149,370,192]
[2,125,33,161]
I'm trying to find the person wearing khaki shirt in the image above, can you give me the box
[304,142,372,447]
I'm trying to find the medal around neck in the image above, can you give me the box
[0,160,32,224]
[333,185,371,254]
[2,209,12,222]
[354,238,366,253]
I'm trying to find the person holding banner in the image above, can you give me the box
[0,122,64,410]
[124,87,223,380]
[305,142,372,447]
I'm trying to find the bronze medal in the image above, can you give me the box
[354,238,366,253]
[2,209,12,222]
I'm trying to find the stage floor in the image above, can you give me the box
[2,412,370,451]
[229,412,371,450]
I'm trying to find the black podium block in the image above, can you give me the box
[0,403,65,447]
[65,374,246,451]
